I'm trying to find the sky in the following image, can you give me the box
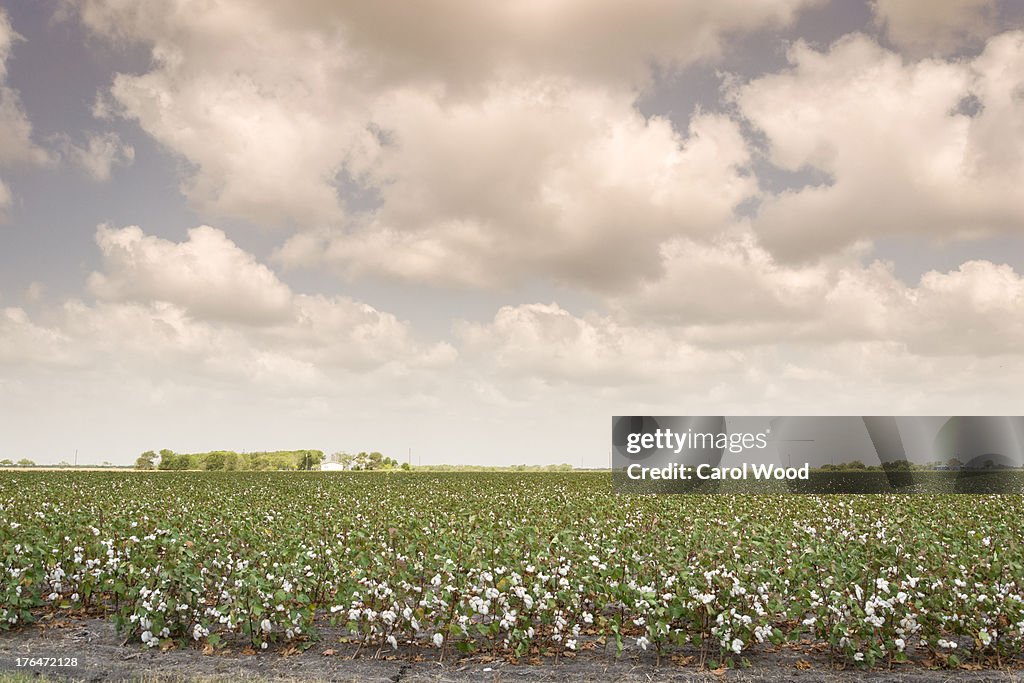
[2,0,1024,466]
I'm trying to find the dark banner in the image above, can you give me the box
[612,416,1024,493]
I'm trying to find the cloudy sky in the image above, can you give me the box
[2,0,1024,466]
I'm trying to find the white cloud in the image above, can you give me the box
[872,0,1002,57]
[0,307,73,366]
[617,233,839,325]
[59,131,135,181]
[88,224,294,324]
[604,228,1024,356]
[458,302,741,387]
[0,177,10,215]
[279,98,754,289]
[456,261,1024,413]
[77,1,817,91]
[734,32,1024,261]
[274,293,457,371]
[72,0,812,282]
[0,87,41,166]
[81,222,457,369]
[0,9,50,219]
[0,10,47,165]
[24,281,45,303]
[606,233,906,351]
[906,260,1024,355]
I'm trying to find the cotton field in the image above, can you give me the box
[2,472,1022,669]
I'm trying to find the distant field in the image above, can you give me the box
[0,466,133,472]
[2,471,1022,670]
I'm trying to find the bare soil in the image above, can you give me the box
[1,617,1021,683]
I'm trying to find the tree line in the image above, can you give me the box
[328,451,404,470]
[135,449,324,471]
[816,457,1016,471]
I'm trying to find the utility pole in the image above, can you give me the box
[74,449,78,467]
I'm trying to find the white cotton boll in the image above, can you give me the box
[432,633,444,647]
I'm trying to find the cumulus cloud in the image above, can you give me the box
[457,254,1024,409]
[457,302,739,386]
[734,32,1024,261]
[77,1,817,91]
[0,11,46,163]
[907,260,1024,355]
[451,298,1024,418]
[601,228,1024,356]
[0,85,42,167]
[0,177,10,213]
[266,293,457,371]
[872,0,1003,57]
[279,102,754,289]
[72,223,456,375]
[70,0,814,283]
[0,9,50,219]
[0,306,73,366]
[88,224,294,324]
[83,223,455,369]
[58,131,135,181]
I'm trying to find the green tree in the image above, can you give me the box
[135,450,157,469]
[204,451,227,470]
[157,449,176,469]
[0,458,13,466]
[307,450,325,470]
[17,458,35,467]
[158,452,191,470]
